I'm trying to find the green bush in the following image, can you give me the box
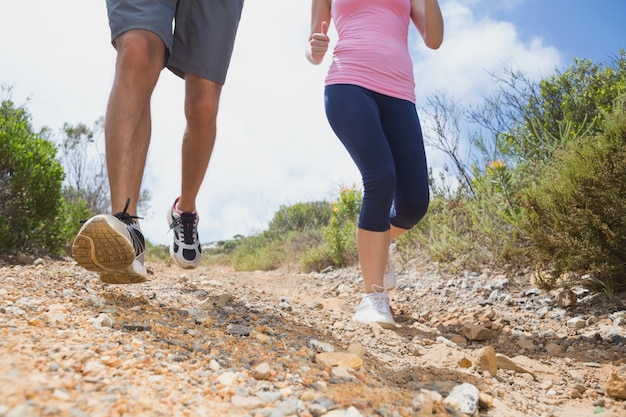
[231,232,285,271]
[230,200,333,271]
[299,242,335,273]
[520,95,626,290]
[302,186,360,270]
[0,99,68,254]
[267,201,332,236]
[411,193,515,271]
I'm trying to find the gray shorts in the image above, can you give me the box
[106,0,245,84]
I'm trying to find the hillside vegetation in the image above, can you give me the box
[2,52,626,301]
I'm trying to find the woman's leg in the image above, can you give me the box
[379,94,430,234]
[325,84,396,293]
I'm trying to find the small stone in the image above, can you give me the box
[555,289,577,307]
[315,352,363,369]
[605,373,626,400]
[309,339,335,353]
[253,362,272,380]
[476,346,497,377]
[495,354,536,379]
[463,323,495,341]
[346,343,366,357]
[545,342,563,354]
[444,383,480,415]
[458,357,472,368]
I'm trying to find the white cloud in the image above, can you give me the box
[411,0,562,105]
[1,0,564,246]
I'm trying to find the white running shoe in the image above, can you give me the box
[167,197,201,269]
[353,291,397,329]
[71,199,147,284]
[383,243,397,290]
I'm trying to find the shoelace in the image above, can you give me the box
[369,291,390,314]
[79,198,141,225]
[389,242,397,255]
[113,198,142,225]
[369,284,389,309]
[114,198,145,262]
[169,212,198,245]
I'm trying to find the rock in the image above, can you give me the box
[476,346,498,377]
[436,336,458,347]
[478,392,493,410]
[216,371,238,387]
[331,366,354,380]
[443,383,479,415]
[411,389,443,414]
[604,373,626,400]
[496,354,536,380]
[458,357,472,368]
[566,317,586,329]
[17,253,35,265]
[253,362,272,380]
[315,352,363,369]
[462,323,495,341]
[309,339,335,353]
[216,293,234,307]
[230,395,264,409]
[544,342,563,354]
[448,334,468,345]
[555,289,577,307]
[517,338,535,351]
[346,343,366,357]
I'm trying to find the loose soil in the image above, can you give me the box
[1,254,625,417]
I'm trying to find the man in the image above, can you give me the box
[71,0,245,284]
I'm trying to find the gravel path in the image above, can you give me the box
[1,256,625,417]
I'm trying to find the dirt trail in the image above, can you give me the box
[1,257,625,417]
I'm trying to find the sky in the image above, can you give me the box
[1,0,625,245]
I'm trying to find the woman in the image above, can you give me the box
[306,0,443,327]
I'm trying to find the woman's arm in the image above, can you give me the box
[410,0,444,50]
[306,0,332,65]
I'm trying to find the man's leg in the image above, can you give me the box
[176,74,222,213]
[72,29,165,284]
[166,75,222,269]
[106,29,166,215]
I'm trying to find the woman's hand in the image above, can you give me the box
[307,21,329,65]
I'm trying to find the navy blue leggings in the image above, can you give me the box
[325,84,430,232]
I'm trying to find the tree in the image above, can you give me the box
[59,120,110,214]
[57,119,152,217]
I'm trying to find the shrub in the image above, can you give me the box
[267,201,332,236]
[230,201,332,271]
[231,232,285,271]
[410,190,517,272]
[0,99,68,254]
[520,95,626,290]
[302,186,360,270]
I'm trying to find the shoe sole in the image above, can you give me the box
[99,260,148,284]
[72,215,146,284]
[169,245,201,269]
[353,317,397,329]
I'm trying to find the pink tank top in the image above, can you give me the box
[326,0,416,103]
